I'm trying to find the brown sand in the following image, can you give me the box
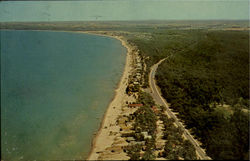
[77,31,134,160]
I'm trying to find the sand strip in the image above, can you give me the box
[80,31,133,160]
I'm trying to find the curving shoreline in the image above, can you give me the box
[2,30,133,160]
[81,31,134,160]
[2,29,133,160]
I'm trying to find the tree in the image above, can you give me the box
[141,150,156,160]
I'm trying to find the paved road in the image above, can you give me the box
[149,58,211,160]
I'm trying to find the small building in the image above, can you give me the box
[126,137,135,143]
[151,106,159,114]
[141,131,152,140]
[156,142,165,150]
[118,117,128,124]
[130,141,146,146]
[120,124,131,132]
[133,81,139,85]
[106,146,123,153]
[128,103,143,108]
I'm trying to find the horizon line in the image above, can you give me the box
[1,19,249,23]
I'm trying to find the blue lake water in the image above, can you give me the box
[1,30,126,160]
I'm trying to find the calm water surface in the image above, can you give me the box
[1,30,126,160]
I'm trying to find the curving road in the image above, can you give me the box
[149,58,211,160]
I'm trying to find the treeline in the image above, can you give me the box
[155,30,249,160]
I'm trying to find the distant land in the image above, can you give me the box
[1,20,249,32]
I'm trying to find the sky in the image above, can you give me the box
[0,0,249,22]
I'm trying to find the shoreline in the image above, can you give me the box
[82,31,134,160]
[2,29,133,160]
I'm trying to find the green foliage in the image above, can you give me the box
[159,114,197,160]
[141,150,156,160]
[159,105,166,112]
[126,84,140,94]
[130,29,249,160]
[126,144,142,160]
[180,140,197,160]
[133,105,157,135]
[163,135,197,160]
[137,91,155,107]
[127,92,158,160]
[153,30,249,160]
[128,30,199,87]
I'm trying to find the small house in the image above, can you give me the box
[128,103,143,108]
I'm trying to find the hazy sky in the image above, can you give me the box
[0,0,249,22]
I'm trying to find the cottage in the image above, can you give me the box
[106,146,123,153]
[126,137,135,143]
[130,141,146,146]
[137,63,142,67]
[141,131,152,140]
[118,117,128,124]
[156,142,165,150]
[128,103,143,108]
[136,73,141,76]
[133,81,139,85]
[120,124,131,132]
[151,106,159,114]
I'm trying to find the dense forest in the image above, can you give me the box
[128,30,249,160]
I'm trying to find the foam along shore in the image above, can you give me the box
[81,31,135,160]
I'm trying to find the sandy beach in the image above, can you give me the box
[81,31,135,160]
